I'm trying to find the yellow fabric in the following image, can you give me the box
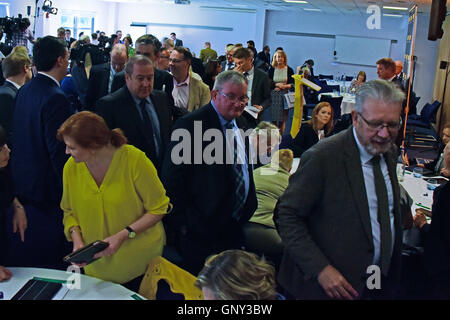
[61,144,170,284]
[188,75,211,112]
[138,256,204,300]
[290,74,304,138]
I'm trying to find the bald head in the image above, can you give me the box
[395,60,403,76]
[111,43,128,73]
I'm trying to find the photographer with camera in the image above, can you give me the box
[11,18,34,53]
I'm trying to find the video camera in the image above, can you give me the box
[0,14,30,45]
[70,41,109,66]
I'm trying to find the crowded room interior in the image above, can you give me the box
[0,0,450,302]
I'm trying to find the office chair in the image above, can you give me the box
[319,95,343,120]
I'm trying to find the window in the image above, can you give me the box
[60,10,94,39]
[0,2,10,18]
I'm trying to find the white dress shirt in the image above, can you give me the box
[172,75,190,109]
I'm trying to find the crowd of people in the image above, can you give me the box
[0,24,449,300]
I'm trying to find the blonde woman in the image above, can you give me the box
[196,250,278,300]
[268,50,294,133]
[291,102,334,157]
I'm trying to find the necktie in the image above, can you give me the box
[371,155,392,276]
[225,121,246,220]
[227,63,233,70]
[244,72,249,78]
[139,100,157,165]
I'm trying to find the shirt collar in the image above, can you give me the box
[5,79,21,90]
[246,67,255,76]
[110,64,116,76]
[38,72,61,87]
[211,100,236,129]
[353,126,375,165]
[130,93,151,105]
[174,74,190,87]
[388,75,396,82]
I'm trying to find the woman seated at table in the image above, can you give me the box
[58,111,171,291]
[419,123,450,177]
[0,126,12,282]
[413,142,450,299]
[290,102,334,158]
[349,71,366,93]
[243,149,293,269]
[268,50,294,134]
[195,250,278,300]
[249,121,281,170]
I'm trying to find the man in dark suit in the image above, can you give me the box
[0,49,33,145]
[275,80,405,300]
[84,43,128,110]
[221,45,235,72]
[255,45,271,72]
[233,47,271,128]
[64,29,76,48]
[162,70,257,275]
[110,34,174,105]
[170,32,183,47]
[96,55,172,173]
[6,36,73,269]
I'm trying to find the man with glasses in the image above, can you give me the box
[162,70,257,275]
[169,47,210,112]
[275,80,405,300]
[111,34,174,106]
[85,43,128,110]
[158,47,170,72]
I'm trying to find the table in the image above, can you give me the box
[318,92,355,115]
[0,267,146,300]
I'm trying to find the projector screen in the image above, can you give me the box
[334,35,392,66]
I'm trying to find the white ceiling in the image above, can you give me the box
[100,0,436,14]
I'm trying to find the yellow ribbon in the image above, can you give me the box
[290,74,304,138]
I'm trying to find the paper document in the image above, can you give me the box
[244,106,261,119]
[300,78,321,91]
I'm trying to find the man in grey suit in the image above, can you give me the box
[275,80,405,300]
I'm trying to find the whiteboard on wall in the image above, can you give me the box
[334,35,392,66]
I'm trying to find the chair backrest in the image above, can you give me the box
[138,256,204,300]
[328,85,340,92]
[345,76,354,81]
[319,95,343,119]
[318,74,333,80]
[421,101,441,123]
[320,85,333,93]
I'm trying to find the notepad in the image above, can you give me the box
[11,279,63,300]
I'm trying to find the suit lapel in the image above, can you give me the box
[149,92,167,142]
[251,69,258,105]
[384,149,402,248]
[343,128,374,246]
[122,87,148,140]
[5,81,19,94]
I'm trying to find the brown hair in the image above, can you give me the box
[308,102,334,135]
[271,50,287,68]
[2,49,31,78]
[233,47,252,60]
[376,58,395,73]
[57,111,127,149]
[356,71,366,82]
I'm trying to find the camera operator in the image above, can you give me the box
[0,27,13,57]
[11,18,34,53]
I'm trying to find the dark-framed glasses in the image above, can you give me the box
[357,112,401,131]
[218,91,249,104]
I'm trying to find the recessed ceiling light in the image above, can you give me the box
[303,8,321,11]
[383,6,408,11]
[283,0,308,3]
[383,13,404,17]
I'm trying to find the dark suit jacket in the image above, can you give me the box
[290,122,320,158]
[242,68,272,128]
[11,74,73,205]
[95,86,172,172]
[275,127,403,299]
[85,62,111,110]
[175,39,183,47]
[162,103,257,260]
[221,60,234,72]
[0,81,19,145]
[191,57,205,78]
[110,68,174,105]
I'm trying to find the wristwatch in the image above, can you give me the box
[125,226,136,239]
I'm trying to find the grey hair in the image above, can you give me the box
[354,79,405,113]
[125,55,153,76]
[212,70,247,92]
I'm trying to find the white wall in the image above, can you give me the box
[263,10,409,81]
[115,3,259,57]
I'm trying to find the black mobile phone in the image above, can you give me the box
[63,240,109,265]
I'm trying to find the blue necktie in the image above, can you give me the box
[225,121,246,220]
[139,100,158,165]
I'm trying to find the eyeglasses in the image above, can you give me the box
[169,58,185,63]
[218,91,249,104]
[357,112,401,131]
[160,55,170,59]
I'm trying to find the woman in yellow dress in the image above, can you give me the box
[58,111,170,291]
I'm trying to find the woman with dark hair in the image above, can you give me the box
[290,102,334,158]
[202,60,222,90]
[349,71,367,93]
[58,111,171,291]
[123,35,135,58]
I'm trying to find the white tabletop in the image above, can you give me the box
[318,93,355,115]
[0,267,146,300]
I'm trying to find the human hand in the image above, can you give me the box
[413,210,428,229]
[0,266,12,282]
[318,265,359,300]
[440,168,450,177]
[12,206,27,242]
[417,163,425,168]
[253,105,263,111]
[274,87,281,92]
[93,230,127,259]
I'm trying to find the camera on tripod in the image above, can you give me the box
[0,14,30,45]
